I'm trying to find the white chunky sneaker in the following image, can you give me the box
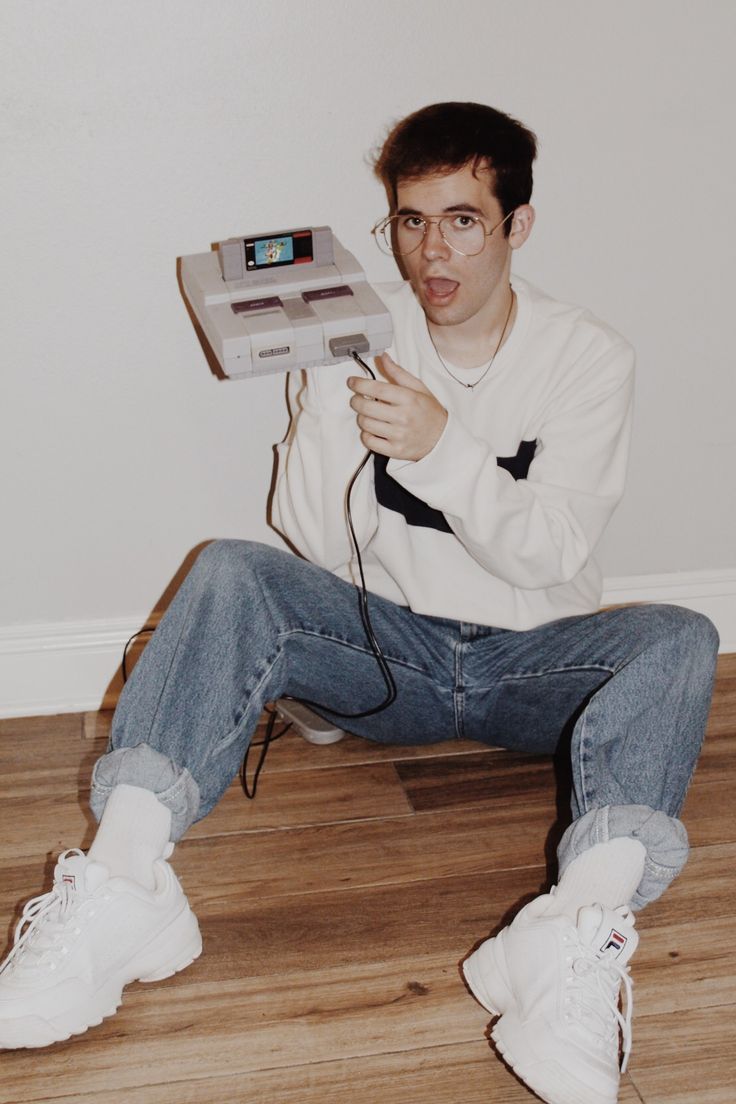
[0,849,202,1049]
[463,895,638,1104]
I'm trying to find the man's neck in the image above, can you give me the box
[427,282,516,371]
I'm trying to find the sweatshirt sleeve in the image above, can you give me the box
[270,365,378,569]
[385,342,635,590]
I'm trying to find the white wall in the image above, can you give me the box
[1,1,735,713]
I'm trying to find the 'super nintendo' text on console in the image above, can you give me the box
[180,226,392,378]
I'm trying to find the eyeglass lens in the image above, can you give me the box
[380,215,486,257]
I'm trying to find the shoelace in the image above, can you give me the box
[0,849,87,976]
[566,939,634,1071]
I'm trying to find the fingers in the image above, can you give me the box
[360,433,392,456]
[350,392,402,420]
[347,354,427,399]
[357,415,390,440]
[347,375,398,403]
[346,357,446,460]
[353,400,403,438]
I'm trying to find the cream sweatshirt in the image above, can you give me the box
[271,275,634,631]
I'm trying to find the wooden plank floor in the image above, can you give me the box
[0,654,734,1103]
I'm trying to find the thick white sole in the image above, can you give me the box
[462,932,513,1016]
[492,1012,618,1104]
[0,903,202,1049]
[463,935,617,1104]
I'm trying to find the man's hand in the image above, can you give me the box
[347,354,447,461]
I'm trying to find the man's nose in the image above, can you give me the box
[421,220,451,260]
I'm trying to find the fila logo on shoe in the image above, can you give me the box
[600,928,627,955]
[61,874,77,889]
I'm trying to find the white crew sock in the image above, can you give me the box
[544,837,647,919]
[88,783,173,891]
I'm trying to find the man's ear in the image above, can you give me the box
[508,204,535,249]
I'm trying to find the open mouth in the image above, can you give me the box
[424,278,459,303]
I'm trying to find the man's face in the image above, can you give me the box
[394,162,514,330]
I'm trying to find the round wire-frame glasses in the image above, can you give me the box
[371,209,514,257]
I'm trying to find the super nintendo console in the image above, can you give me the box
[180,226,392,379]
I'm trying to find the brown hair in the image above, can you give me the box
[373,102,537,235]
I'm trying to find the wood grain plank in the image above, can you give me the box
[394,750,558,812]
[0,792,97,862]
[629,1061,735,1104]
[0,713,82,741]
[704,652,736,737]
[125,843,736,1001]
[0,851,545,982]
[171,799,558,904]
[630,915,736,1016]
[0,952,652,1104]
[690,731,736,779]
[4,847,728,1029]
[628,1004,736,1104]
[1,1042,645,1104]
[0,957,486,1101]
[187,761,413,837]
[179,865,544,978]
[681,778,736,847]
[0,715,90,801]
[0,759,415,864]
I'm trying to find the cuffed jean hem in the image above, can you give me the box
[89,743,200,842]
[557,804,689,910]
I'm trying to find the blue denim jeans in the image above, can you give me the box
[91,540,719,909]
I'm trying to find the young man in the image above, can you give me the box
[0,103,719,1104]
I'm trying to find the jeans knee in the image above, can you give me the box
[191,539,277,596]
[659,605,719,675]
[195,538,252,577]
[187,540,296,630]
[632,604,719,674]
[196,539,285,577]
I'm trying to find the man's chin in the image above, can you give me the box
[420,300,466,327]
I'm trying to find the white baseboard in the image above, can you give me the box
[0,616,158,720]
[1,568,734,720]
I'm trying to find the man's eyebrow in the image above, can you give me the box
[395,202,485,216]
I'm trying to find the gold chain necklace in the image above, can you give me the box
[428,289,515,390]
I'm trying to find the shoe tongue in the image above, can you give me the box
[577,904,639,964]
[55,852,109,895]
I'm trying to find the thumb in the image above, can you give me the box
[378,352,427,393]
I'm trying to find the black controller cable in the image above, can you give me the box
[241,350,398,795]
[120,351,397,799]
[121,628,293,800]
